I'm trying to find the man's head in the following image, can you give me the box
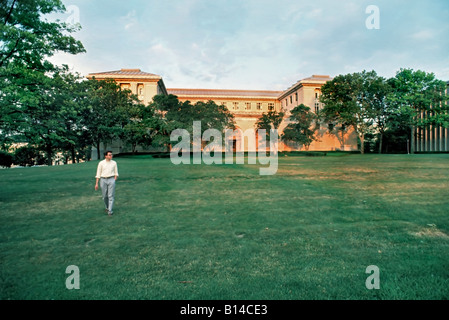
[104,151,113,160]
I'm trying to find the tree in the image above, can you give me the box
[366,75,392,153]
[13,144,45,167]
[193,100,236,135]
[0,0,85,161]
[281,104,317,150]
[143,94,180,151]
[320,70,385,154]
[387,68,449,154]
[122,103,160,153]
[152,94,235,150]
[0,0,85,70]
[56,71,93,163]
[255,110,285,144]
[82,78,143,159]
[0,150,12,167]
[255,110,284,131]
[0,67,85,165]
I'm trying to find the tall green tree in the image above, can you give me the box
[255,110,285,142]
[83,78,143,159]
[281,104,317,150]
[152,94,235,149]
[0,0,84,69]
[387,68,449,154]
[148,94,181,151]
[0,0,85,158]
[57,71,93,163]
[122,103,161,153]
[365,75,392,153]
[320,70,386,154]
[0,66,86,165]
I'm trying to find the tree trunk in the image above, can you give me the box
[46,144,53,166]
[378,132,383,154]
[359,133,365,154]
[71,146,76,164]
[96,141,101,160]
[341,128,345,151]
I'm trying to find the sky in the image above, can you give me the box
[48,0,449,91]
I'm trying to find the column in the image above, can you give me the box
[419,112,424,152]
[445,128,449,151]
[429,125,435,152]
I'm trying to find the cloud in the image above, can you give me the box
[410,30,435,41]
[49,0,449,89]
[119,10,138,30]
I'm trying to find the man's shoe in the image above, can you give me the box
[108,211,113,216]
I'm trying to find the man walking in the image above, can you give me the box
[95,151,119,216]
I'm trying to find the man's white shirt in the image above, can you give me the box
[95,159,119,179]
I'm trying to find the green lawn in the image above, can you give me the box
[1,153,449,300]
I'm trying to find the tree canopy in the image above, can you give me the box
[281,104,317,150]
[0,0,85,70]
[387,68,449,153]
[320,70,384,154]
[151,94,235,149]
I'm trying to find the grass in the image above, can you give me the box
[1,153,449,300]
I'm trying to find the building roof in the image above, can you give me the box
[86,68,333,101]
[167,88,283,99]
[279,75,332,99]
[87,69,162,79]
[302,74,332,82]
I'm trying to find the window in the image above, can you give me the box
[290,96,293,103]
[120,83,130,90]
[256,103,262,110]
[295,92,298,102]
[268,103,274,111]
[137,84,144,98]
[315,101,320,113]
[245,102,251,110]
[233,102,239,110]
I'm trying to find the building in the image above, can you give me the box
[277,75,357,152]
[87,68,168,106]
[87,68,358,157]
[414,81,449,152]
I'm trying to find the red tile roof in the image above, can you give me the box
[167,88,283,98]
[88,69,161,78]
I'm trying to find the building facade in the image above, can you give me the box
[87,68,359,157]
[414,82,449,152]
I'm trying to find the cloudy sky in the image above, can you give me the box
[49,0,449,91]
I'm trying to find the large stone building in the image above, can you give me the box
[87,68,359,156]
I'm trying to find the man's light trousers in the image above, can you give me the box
[100,177,116,214]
